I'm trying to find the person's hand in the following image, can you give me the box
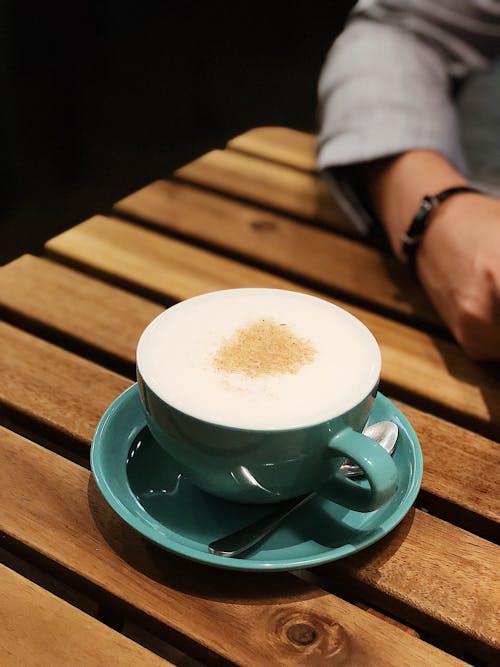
[416,193,500,360]
[364,150,500,360]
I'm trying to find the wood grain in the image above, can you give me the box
[1,563,169,666]
[47,215,293,296]
[0,329,497,654]
[44,216,500,436]
[0,321,130,445]
[323,508,500,657]
[355,603,419,638]
[396,402,500,529]
[175,149,351,231]
[395,401,500,528]
[1,256,498,530]
[227,126,317,171]
[0,428,464,667]
[0,254,163,368]
[114,179,439,327]
[0,545,98,617]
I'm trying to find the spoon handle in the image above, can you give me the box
[208,492,315,558]
[208,421,398,558]
[207,464,368,558]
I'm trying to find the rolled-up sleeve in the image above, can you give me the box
[317,0,500,231]
[317,18,466,173]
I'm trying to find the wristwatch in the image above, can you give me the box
[401,185,481,267]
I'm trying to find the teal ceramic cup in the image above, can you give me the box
[136,289,398,511]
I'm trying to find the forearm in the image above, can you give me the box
[317,3,500,359]
[364,151,468,259]
[366,149,500,360]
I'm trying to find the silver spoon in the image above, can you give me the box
[208,421,398,558]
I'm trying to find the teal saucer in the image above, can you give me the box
[91,385,423,572]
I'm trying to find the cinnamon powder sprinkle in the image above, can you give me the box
[212,318,316,377]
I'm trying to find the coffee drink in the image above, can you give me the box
[137,289,380,430]
[137,288,395,508]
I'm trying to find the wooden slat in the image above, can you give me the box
[44,216,500,437]
[175,149,351,231]
[0,321,130,445]
[1,256,498,531]
[113,179,439,327]
[397,402,500,531]
[0,254,163,368]
[0,329,497,657]
[121,623,206,667]
[1,563,169,666]
[1,545,98,617]
[324,509,500,657]
[355,603,419,638]
[227,126,317,171]
[0,428,463,667]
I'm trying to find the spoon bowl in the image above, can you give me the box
[340,420,398,478]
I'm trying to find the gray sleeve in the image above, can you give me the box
[317,0,500,231]
[317,18,467,173]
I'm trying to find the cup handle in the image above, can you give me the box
[321,428,398,512]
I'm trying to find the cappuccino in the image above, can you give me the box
[137,289,380,430]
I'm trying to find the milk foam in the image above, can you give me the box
[137,289,381,429]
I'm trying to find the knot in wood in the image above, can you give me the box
[286,622,317,646]
[251,220,277,232]
[272,610,349,660]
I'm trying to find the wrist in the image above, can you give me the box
[363,150,468,259]
[401,187,482,268]
[416,191,493,270]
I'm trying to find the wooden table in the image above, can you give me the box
[1,127,499,666]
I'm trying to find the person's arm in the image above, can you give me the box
[317,0,500,359]
[365,150,500,360]
[364,150,468,259]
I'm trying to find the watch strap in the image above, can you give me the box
[401,186,481,266]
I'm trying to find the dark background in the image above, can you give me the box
[0,1,354,264]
